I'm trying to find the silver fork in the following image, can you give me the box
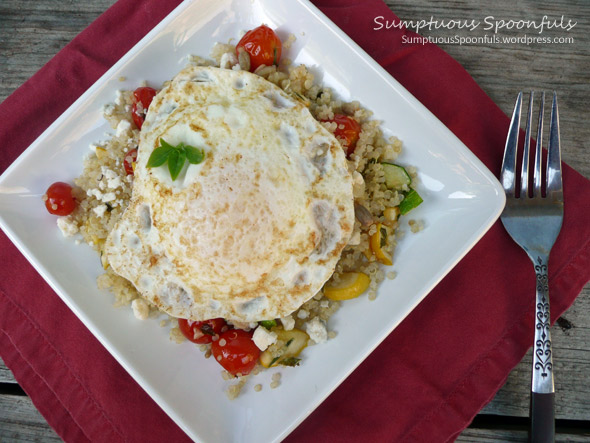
[500,91,563,443]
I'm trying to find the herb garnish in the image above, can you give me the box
[199,324,215,336]
[146,138,205,181]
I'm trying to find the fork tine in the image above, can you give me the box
[533,92,545,197]
[521,92,534,198]
[547,91,563,198]
[501,92,522,196]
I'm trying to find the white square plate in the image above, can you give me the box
[0,0,505,441]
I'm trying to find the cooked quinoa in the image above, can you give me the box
[56,37,421,397]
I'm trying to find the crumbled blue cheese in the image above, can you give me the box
[220,52,238,70]
[93,204,108,218]
[116,119,131,137]
[226,320,258,331]
[297,309,309,319]
[102,192,116,202]
[131,298,150,320]
[115,90,125,106]
[280,315,295,331]
[102,103,115,116]
[305,317,328,344]
[87,188,116,203]
[57,216,79,237]
[352,171,365,198]
[87,188,102,199]
[348,230,361,246]
[252,326,277,351]
[101,166,122,189]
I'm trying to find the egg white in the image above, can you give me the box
[104,66,354,322]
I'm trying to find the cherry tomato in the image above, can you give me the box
[123,148,138,176]
[236,25,282,72]
[43,182,76,216]
[211,329,260,376]
[323,114,362,157]
[178,318,227,344]
[131,87,157,129]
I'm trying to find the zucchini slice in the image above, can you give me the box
[382,162,411,189]
[399,189,423,215]
[260,328,309,368]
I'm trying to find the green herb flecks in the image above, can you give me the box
[199,324,215,336]
[146,138,205,181]
[259,320,277,330]
[279,357,301,367]
[380,226,387,248]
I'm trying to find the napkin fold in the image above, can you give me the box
[1,0,589,442]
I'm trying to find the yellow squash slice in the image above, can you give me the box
[324,272,370,301]
[369,222,393,266]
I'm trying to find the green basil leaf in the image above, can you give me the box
[159,138,176,150]
[184,145,205,164]
[168,149,186,181]
[146,144,174,168]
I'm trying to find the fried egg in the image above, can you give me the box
[104,66,354,322]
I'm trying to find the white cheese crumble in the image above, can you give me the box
[352,170,365,198]
[102,103,115,116]
[93,204,108,218]
[305,317,328,344]
[115,119,131,137]
[348,229,361,246]
[102,192,116,202]
[115,90,125,106]
[57,216,79,238]
[280,315,295,331]
[101,166,122,190]
[87,188,103,199]
[131,298,149,320]
[227,320,258,331]
[297,309,309,319]
[252,327,277,351]
[220,52,238,70]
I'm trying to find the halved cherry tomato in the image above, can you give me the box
[43,182,76,216]
[123,148,138,176]
[236,25,282,72]
[131,87,157,129]
[178,318,227,344]
[322,114,362,158]
[211,329,260,376]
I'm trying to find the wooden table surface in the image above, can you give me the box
[1,0,589,441]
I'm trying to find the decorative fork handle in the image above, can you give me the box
[530,254,555,443]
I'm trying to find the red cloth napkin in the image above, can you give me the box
[1,0,589,441]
